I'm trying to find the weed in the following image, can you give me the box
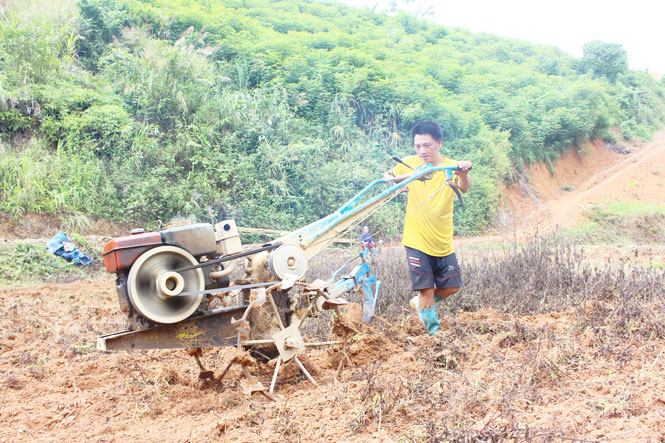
[71,342,94,355]
[348,361,406,434]
[566,202,665,244]
[244,400,265,427]
[275,404,302,440]
[61,213,93,235]
[0,242,90,285]
[70,232,102,261]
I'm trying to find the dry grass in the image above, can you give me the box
[310,235,665,338]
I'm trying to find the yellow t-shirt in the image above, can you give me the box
[393,155,459,257]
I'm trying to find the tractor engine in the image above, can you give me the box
[103,221,243,329]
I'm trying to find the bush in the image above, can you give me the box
[0,139,112,218]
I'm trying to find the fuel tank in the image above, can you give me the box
[103,231,162,274]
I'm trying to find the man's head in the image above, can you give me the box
[363,226,370,233]
[410,120,443,144]
[410,120,443,165]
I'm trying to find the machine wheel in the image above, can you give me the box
[127,245,204,324]
[269,244,308,280]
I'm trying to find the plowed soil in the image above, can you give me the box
[2,280,665,442]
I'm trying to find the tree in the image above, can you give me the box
[581,40,628,83]
[389,0,435,19]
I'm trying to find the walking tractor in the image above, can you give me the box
[98,163,469,397]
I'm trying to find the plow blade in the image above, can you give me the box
[97,305,247,351]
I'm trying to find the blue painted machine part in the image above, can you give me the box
[362,275,380,324]
[330,260,382,324]
[294,164,465,323]
[279,164,465,248]
[331,263,348,282]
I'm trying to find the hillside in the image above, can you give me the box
[499,128,665,233]
[1,0,665,235]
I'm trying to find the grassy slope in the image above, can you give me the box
[0,0,664,235]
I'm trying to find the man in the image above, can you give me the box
[359,225,377,257]
[383,120,472,335]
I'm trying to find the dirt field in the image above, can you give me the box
[2,279,664,442]
[2,133,665,442]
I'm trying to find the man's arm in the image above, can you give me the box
[455,161,472,193]
[382,171,412,183]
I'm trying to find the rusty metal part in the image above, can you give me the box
[240,372,273,400]
[187,348,217,382]
[304,279,329,291]
[231,317,251,339]
[272,324,305,362]
[103,232,162,273]
[217,350,255,381]
[96,305,246,351]
[322,297,348,309]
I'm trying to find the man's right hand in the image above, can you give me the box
[384,172,412,192]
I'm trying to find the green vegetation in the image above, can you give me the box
[0,242,91,285]
[1,0,665,235]
[565,202,665,244]
[580,40,628,83]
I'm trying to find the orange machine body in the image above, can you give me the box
[103,232,162,273]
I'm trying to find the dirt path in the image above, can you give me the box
[471,129,665,244]
[534,129,665,230]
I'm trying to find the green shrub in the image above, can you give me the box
[0,109,32,133]
[0,139,112,218]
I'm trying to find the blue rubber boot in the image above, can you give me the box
[434,294,443,303]
[410,295,440,336]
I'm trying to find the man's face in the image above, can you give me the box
[413,133,442,165]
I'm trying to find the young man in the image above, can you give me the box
[384,120,472,335]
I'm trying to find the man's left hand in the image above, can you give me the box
[454,161,472,193]
[454,161,472,176]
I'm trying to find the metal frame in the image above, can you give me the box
[273,164,463,258]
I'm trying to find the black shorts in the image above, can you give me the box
[405,246,463,291]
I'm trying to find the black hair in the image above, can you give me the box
[410,120,443,143]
